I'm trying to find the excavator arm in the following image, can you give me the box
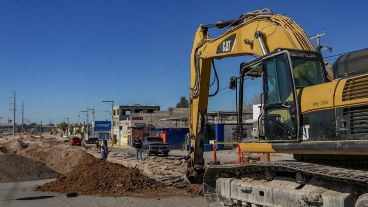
[187,9,317,182]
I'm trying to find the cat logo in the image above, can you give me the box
[302,124,310,140]
[222,40,232,52]
[216,34,236,54]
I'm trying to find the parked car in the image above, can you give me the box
[85,137,98,144]
[143,137,170,157]
[69,137,82,146]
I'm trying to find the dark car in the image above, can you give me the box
[85,137,98,144]
[143,137,170,157]
[69,137,82,146]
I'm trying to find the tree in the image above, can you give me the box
[176,96,189,108]
[58,122,68,135]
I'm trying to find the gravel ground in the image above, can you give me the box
[0,179,207,207]
[0,154,58,183]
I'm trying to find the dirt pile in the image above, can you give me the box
[185,184,203,195]
[22,147,91,175]
[0,135,203,197]
[37,153,184,197]
[0,139,28,154]
[0,154,58,182]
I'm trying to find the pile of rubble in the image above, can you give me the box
[0,134,203,197]
[0,154,58,182]
[37,153,181,197]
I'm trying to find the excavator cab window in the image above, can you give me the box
[291,58,325,88]
[263,53,298,140]
[240,51,299,141]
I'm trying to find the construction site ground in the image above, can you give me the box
[0,134,292,207]
[0,179,205,207]
[0,134,212,206]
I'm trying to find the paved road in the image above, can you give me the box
[0,179,207,207]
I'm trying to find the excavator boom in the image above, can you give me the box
[188,8,316,181]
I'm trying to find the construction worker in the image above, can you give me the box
[134,137,143,160]
[100,140,109,160]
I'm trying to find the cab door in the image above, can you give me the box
[262,52,299,140]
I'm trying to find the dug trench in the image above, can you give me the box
[0,135,203,197]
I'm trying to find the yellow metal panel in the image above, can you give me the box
[239,143,276,153]
[200,16,314,59]
[335,74,368,107]
[300,81,337,113]
[239,140,368,155]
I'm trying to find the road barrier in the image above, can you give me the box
[211,141,270,164]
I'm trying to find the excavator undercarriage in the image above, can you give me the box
[204,160,368,207]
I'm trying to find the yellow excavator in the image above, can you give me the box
[187,8,368,206]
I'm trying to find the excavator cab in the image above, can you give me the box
[239,49,326,141]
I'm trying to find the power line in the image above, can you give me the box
[156,57,188,78]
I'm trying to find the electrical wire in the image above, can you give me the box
[157,57,187,77]
[209,59,219,97]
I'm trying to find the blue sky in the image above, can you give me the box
[0,0,367,123]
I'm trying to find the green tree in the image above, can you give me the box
[58,122,68,134]
[75,127,87,139]
[176,96,189,108]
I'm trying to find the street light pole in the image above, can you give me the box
[80,110,89,139]
[102,100,114,142]
[87,107,95,137]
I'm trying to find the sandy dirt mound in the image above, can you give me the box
[37,153,186,197]
[1,139,28,153]
[0,134,203,197]
[0,154,58,182]
[22,147,90,175]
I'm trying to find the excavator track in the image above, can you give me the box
[204,161,368,207]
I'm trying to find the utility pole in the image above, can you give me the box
[80,110,89,138]
[87,107,96,137]
[9,92,16,134]
[310,31,332,52]
[21,101,24,133]
[64,117,70,135]
[102,100,115,142]
[87,107,95,123]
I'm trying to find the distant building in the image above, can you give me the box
[111,104,188,146]
[92,121,111,140]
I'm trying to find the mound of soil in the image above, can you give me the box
[0,154,58,182]
[37,153,183,197]
[22,147,91,175]
[1,139,28,154]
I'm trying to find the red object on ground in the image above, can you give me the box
[213,142,217,162]
[69,137,82,146]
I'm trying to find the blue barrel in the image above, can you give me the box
[215,124,224,150]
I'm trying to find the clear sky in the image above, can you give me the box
[0,0,367,124]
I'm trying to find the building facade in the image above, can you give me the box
[111,105,188,146]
